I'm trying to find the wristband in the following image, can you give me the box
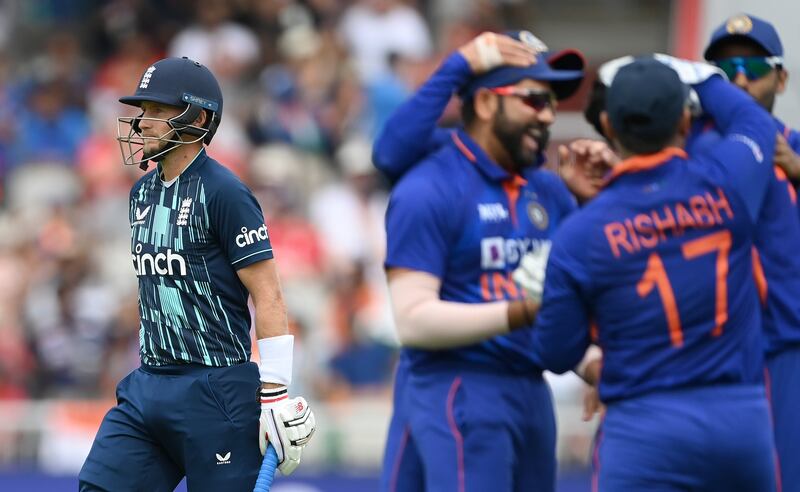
[257,335,294,385]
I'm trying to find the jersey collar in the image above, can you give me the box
[604,146,687,186]
[157,148,208,183]
[452,129,527,185]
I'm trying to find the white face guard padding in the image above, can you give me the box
[116,104,209,169]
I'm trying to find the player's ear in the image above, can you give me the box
[599,111,616,145]
[677,107,692,138]
[474,88,499,122]
[776,69,788,95]
[193,109,208,128]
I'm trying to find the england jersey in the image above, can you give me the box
[129,150,273,366]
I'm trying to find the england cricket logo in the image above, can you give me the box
[176,197,192,226]
[139,66,156,89]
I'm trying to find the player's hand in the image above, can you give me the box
[558,139,619,203]
[651,54,727,85]
[458,32,539,74]
[598,54,726,87]
[582,385,605,422]
[775,133,800,180]
[512,242,551,303]
[259,386,316,475]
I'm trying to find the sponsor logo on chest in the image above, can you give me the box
[477,203,510,223]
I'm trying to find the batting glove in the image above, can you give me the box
[259,386,316,475]
[512,242,552,303]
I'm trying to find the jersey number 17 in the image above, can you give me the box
[636,230,731,348]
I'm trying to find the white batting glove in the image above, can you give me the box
[259,386,316,475]
[512,242,552,303]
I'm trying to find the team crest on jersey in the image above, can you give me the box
[176,197,192,226]
[726,15,753,34]
[527,202,549,230]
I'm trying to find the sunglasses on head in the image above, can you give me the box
[713,56,783,81]
[489,86,557,111]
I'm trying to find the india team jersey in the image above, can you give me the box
[129,150,273,367]
[534,145,772,401]
[530,76,777,401]
[385,129,576,373]
[688,115,800,356]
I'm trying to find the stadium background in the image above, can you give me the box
[0,0,796,490]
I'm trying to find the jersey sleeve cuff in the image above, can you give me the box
[231,248,274,270]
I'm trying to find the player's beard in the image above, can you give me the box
[142,133,178,162]
[492,104,550,173]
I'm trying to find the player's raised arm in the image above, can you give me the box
[372,32,539,181]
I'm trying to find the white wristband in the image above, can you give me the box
[257,335,294,385]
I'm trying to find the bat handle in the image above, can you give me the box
[253,444,279,492]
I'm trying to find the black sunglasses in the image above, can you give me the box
[489,86,557,112]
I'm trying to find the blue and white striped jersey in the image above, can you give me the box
[129,150,273,366]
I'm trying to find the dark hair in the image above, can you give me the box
[616,123,676,155]
[583,80,607,138]
[461,97,477,127]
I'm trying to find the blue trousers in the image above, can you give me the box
[767,345,800,492]
[594,385,777,492]
[78,362,261,492]
[380,361,556,492]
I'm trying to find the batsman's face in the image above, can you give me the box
[711,41,786,113]
[492,79,555,171]
[138,101,183,159]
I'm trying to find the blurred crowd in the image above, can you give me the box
[0,0,532,402]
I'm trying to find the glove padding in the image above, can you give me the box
[259,386,316,475]
[512,242,552,303]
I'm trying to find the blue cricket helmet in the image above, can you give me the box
[120,56,223,145]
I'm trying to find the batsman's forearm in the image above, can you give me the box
[253,291,289,340]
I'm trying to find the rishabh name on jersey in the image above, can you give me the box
[688,116,800,356]
[384,129,576,373]
[534,146,770,402]
[129,150,274,367]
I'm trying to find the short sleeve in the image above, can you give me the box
[208,180,274,269]
[384,168,458,278]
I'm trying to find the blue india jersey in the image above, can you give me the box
[385,129,576,373]
[531,76,775,401]
[129,150,273,366]
[689,115,800,357]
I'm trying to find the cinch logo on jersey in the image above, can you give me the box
[477,203,510,222]
[481,237,548,269]
[235,224,268,247]
[132,243,188,276]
